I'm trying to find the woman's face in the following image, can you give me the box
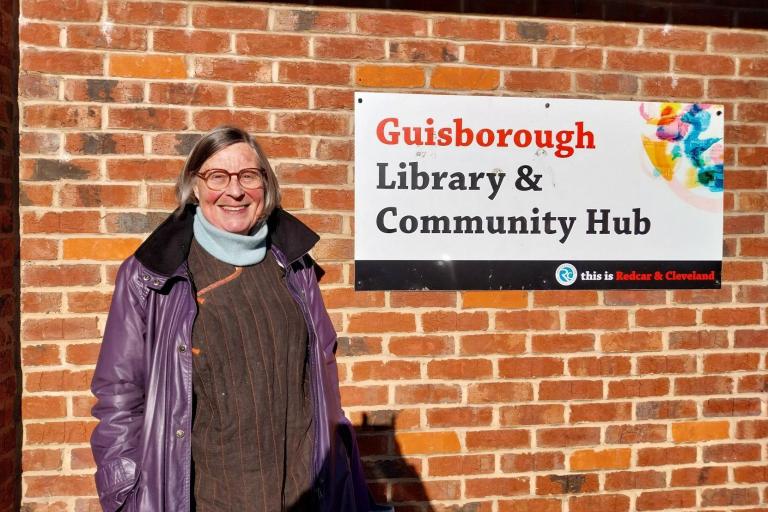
[193,142,265,235]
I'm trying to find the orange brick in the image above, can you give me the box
[107,158,182,181]
[431,66,499,90]
[65,343,102,365]
[110,54,186,79]
[533,290,597,307]
[279,61,350,85]
[462,291,527,309]
[433,17,500,40]
[539,47,603,69]
[63,238,141,260]
[570,448,631,471]
[355,65,425,88]
[338,385,387,406]
[390,291,456,308]
[395,431,460,455]
[671,420,730,443]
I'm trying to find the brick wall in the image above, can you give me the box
[0,0,20,510]
[17,1,768,511]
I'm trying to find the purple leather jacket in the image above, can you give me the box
[91,206,372,512]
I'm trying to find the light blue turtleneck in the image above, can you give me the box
[193,206,268,266]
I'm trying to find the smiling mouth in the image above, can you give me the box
[220,205,249,211]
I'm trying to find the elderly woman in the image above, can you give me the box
[91,126,377,511]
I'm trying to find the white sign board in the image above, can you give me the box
[354,92,723,290]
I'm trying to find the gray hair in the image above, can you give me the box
[175,126,281,221]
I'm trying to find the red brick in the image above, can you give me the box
[338,385,387,406]
[356,12,427,37]
[22,345,61,366]
[702,487,760,507]
[501,404,564,426]
[197,111,271,135]
[422,311,487,332]
[428,454,494,476]
[710,79,768,99]
[570,402,631,423]
[608,378,669,398]
[636,399,696,422]
[575,25,638,46]
[233,85,309,109]
[108,107,187,131]
[607,51,669,72]
[569,494,630,512]
[466,429,530,450]
[575,73,639,94]
[566,309,628,329]
[60,184,139,207]
[23,396,66,420]
[191,4,266,29]
[499,498,560,512]
[194,57,271,82]
[734,465,768,484]
[279,61,350,86]
[391,480,460,502]
[603,290,665,305]
[427,359,492,379]
[635,308,696,327]
[63,78,144,103]
[23,104,101,129]
[20,239,58,261]
[24,0,101,21]
[725,214,765,234]
[426,407,493,428]
[313,89,355,111]
[737,419,768,439]
[66,343,103,365]
[65,133,143,155]
[704,352,761,373]
[601,331,662,352]
[499,357,564,378]
[702,307,761,326]
[739,103,768,122]
[533,290,597,307]
[496,310,559,330]
[22,449,62,472]
[20,22,61,46]
[275,112,348,135]
[738,375,768,394]
[735,329,768,348]
[704,443,762,463]
[638,446,696,466]
[637,355,696,375]
[675,376,733,396]
[395,384,460,404]
[668,330,728,350]
[531,333,594,353]
[391,291,456,308]
[460,334,525,355]
[674,54,735,75]
[466,477,529,498]
[605,470,666,491]
[149,83,227,107]
[741,238,768,256]
[389,335,453,357]
[25,475,96,497]
[389,40,460,63]
[504,71,571,93]
[537,473,599,495]
[712,32,768,53]
[106,158,182,181]
[154,29,229,54]
[636,490,696,511]
[468,382,533,404]
[21,292,61,313]
[500,452,564,473]
[23,264,100,287]
[272,9,349,33]
[537,427,600,447]
[605,424,667,444]
[25,370,93,392]
[704,397,762,417]
[108,0,187,25]
[539,380,602,401]
[568,356,631,377]
[18,72,59,100]
[539,47,603,69]
[236,33,309,58]
[642,77,704,98]
[68,25,146,50]
[277,163,347,185]
[670,466,727,487]
[505,21,571,44]
[643,28,706,50]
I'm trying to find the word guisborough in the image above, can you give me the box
[376,117,596,158]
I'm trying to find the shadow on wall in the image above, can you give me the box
[277,0,768,29]
[356,413,438,512]
[0,0,20,510]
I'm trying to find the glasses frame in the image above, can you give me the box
[195,168,266,191]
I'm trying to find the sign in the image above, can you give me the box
[354,92,724,290]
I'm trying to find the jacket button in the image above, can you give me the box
[175,429,185,438]
[142,275,150,281]
[178,345,187,353]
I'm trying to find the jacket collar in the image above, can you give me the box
[134,204,320,276]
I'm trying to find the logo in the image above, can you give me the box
[555,263,578,286]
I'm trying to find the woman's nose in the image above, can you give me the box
[224,175,245,196]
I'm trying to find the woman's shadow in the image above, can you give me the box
[354,412,437,512]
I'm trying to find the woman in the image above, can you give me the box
[91,126,377,511]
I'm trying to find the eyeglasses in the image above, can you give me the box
[196,168,265,191]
